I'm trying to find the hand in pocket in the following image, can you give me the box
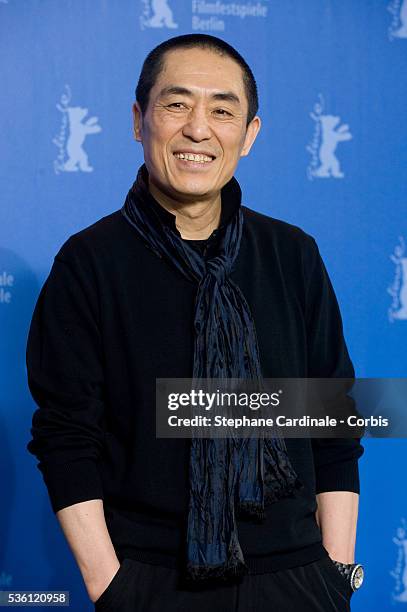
[90,561,122,605]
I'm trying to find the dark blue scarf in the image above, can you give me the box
[121,164,303,585]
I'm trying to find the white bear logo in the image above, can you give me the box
[392,521,407,601]
[311,114,352,179]
[62,106,102,172]
[307,95,352,181]
[389,0,407,39]
[140,0,178,29]
[388,237,407,321]
[53,86,102,174]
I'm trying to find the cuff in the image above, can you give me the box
[315,459,360,495]
[38,458,104,513]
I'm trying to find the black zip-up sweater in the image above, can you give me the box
[26,176,364,575]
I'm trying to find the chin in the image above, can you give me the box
[172,179,216,197]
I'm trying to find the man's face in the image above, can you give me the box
[133,47,261,202]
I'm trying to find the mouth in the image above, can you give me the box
[173,151,216,165]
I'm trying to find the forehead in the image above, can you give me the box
[153,47,246,100]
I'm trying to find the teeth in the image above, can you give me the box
[174,152,213,163]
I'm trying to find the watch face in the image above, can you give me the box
[351,564,364,590]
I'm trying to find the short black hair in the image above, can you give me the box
[135,34,259,126]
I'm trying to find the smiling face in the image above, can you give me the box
[133,47,261,204]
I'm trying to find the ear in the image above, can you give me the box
[132,102,143,142]
[240,116,261,158]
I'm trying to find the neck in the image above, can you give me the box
[148,177,222,240]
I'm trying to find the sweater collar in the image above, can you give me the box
[133,163,242,239]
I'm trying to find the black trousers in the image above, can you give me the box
[94,556,354,611]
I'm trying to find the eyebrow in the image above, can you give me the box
[158,85,241,105]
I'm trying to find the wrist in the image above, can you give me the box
[329,554,355,564]
[324,544,355,564]
[85,559,121,603]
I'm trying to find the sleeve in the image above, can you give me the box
[26,236,106,513]
[304,237,364,495]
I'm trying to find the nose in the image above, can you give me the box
[182,106,212,142]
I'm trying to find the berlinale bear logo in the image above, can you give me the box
[388,236,407,322]
[307,94,352,180]
[388,0,407,40]
[140,0,178,30]
[391,519,407,601]
[53,85,102,174]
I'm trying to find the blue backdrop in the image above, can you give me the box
[1,1,406,609]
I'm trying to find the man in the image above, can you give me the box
[26,34,364,611]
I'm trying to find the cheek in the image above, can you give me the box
[143,126,170,163]
[150,112,183,141]
[149,131,179,166]
[217,126,247,157]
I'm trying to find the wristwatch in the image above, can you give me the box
[331,560,364,592]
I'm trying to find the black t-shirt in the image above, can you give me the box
[183,237,209,252]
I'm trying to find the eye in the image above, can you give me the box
[213,109,233,117]
[167,102,186,110]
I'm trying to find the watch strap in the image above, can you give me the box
[331,560,364,591]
